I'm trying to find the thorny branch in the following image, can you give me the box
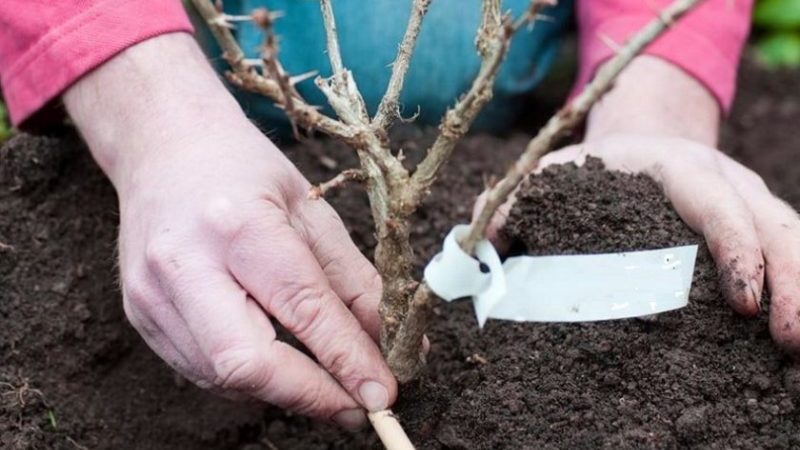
[373,0,432,131]
[189,0,356,141]
[192,0,704,388]
[307,168,367,200]
[404,0,556,213]
[387,0,552,381]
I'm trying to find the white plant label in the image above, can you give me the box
[424,225,698,327]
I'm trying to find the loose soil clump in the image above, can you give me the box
[2,60,800,449]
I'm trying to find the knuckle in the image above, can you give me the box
[121,275,158,315]
[144,236,181,276]
[200,195,246,239]
[314,328,371,388]
[270,286,325,338]
[211,345,274,393]
[122,300,157,340]
[283,380,325,416]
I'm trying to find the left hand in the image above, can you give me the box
[477,133,800,354]
[474,55,800,355]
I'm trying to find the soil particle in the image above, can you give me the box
[783,366,800,395]
[674,405,708,441]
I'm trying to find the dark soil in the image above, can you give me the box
[2,59,800,449]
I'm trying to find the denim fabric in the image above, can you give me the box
[215,0,573,133]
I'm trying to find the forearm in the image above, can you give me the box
[584,56,720,148]
[64,33,257,190]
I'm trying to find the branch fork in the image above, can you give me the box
[191,0,703,447]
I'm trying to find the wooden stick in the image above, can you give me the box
[369,410,415,450]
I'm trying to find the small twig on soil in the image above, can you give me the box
[0,378,42,409]
[0,240,15,252]
[368,410,415,450]
[307,168,367,199]
[461,0,704,253]
[259,436,280,450]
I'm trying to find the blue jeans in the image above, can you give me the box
[203,0,573,133]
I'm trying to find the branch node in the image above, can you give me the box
[307,168,367,200]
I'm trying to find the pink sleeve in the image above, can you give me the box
[0,0,194,126]
[574,0,753,113]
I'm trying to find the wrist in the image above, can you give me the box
[64,33,251,186]
[583,56,721,147]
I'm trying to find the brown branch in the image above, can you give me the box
[462,0,704,253]
[316,0,369,125]
[386,282,435,382]
[189,0,358,142]
[385,0,549,382]
[386,0,703,381]
[307,168,367,199]
[315,0,408,182]
[372,0,432,131]
[318,0,345,77]
[403,0,550,212]
[255,8,302,137]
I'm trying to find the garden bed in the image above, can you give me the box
[1,60,800,449]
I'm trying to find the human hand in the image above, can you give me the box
[475,56,800,354]
[479,134,800,354]
[64,33,396,429]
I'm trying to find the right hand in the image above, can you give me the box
[64,33,396,429]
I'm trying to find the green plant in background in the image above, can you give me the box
[754,0,800,68]
[0,102,11,144]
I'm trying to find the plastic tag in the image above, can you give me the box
[424,225,698,327]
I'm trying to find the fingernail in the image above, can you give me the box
[332,408,367,431]
[358,380,389,412]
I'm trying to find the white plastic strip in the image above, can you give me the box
[424,225,698,327]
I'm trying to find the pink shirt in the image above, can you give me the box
[0,0,751,127]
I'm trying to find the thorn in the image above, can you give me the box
[242,58,264,67]
[209,16,236,29]
[223,14,255,22]
[252,8,284,29]
[399,105,421,124]
[598,32,623,54]
[289,70,319,86]
[319,155,338,170]
[307,186,323,200]
[658,11,676,27]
